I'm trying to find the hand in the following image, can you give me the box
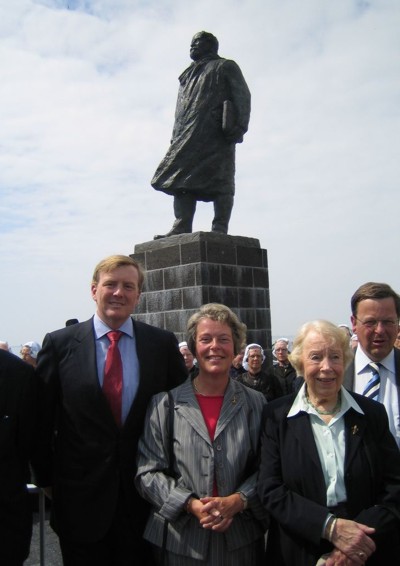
[331,518,375,564]
[324,548,363,566]
[198,495,241,532]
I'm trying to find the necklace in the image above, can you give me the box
[193,377,228,397]
[306,394,341,416]
[193,378,207,396]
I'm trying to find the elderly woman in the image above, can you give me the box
[237,343,282,401]
[135,303,268,566]
[257,320,400,566]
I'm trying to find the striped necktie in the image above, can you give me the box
[363,362,381,401]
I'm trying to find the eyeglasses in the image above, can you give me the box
[275,348,288,352]
[354,317,399,330]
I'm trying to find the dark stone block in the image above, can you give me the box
[197,263,220,286]
[255,309,270,329]
[144,269,164,292]
[165,310,196,335]
[182,287,205,309]
[261,249,268,268]
[206,241,236,264]
[239,309,256,330]
[237,245,264,267]
[147,289,182,312]
[145,246,181,270]
[238,288,258,308]
[220,265,240,287]
[133,251,146,269]
[165,265,196,290]
[253,268,269,288]
[181,240,207,264]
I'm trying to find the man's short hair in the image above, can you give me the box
[351,282,400,317]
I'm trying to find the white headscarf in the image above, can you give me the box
[23,341,42,359]
[242,343,265,371]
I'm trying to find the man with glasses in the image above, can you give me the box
[344,282,400,448]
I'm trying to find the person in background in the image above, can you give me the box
[179,340,198,378]
[0,347,38,566]
[270,338,297,396]
[394,327,400,350]
[136,303,268,566]
[338,324,352,339]
[31,254,187,566]
[350,333,359,353]
[20,341,41,368]
[257,320,400,566]
[65,318,79,326]
[237,343,283,401]
[343,282,400,449]
[0,340,10,351]
[229,347,246,379]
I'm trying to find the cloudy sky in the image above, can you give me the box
[1,0,399,353]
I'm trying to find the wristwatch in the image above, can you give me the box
[237,491,248,510]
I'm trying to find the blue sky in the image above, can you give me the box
[1,0,399,352]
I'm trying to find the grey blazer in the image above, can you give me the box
[135,377,268,561]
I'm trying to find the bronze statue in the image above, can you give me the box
[152,31,251,239]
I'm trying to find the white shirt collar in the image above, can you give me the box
[287,383,364,418]
[354,345,395,374]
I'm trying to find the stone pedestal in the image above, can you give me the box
[130,232,272,348]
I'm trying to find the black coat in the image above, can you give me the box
[31,317,187,547]
[257,391,400,566]
[0,350,37,564]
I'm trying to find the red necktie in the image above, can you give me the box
[103,330,123,426]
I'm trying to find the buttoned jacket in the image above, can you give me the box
[31,317,187,542]
[136,377,268,560]
[257,391,400,566]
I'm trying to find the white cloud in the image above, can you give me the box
[1,0,399,351]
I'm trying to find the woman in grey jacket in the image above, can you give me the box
[135,303,268,565]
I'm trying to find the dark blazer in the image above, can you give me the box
[31,317,187,544]
[257,390,400,566]
[343,347,400,415]
[0,349,37,564]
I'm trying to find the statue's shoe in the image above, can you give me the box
[153,228,190,240]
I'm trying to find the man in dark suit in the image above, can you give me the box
[0,348,37,566]
[31,254,188,566]
[344,281,400,450]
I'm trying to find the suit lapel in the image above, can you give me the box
[344,409,366,470]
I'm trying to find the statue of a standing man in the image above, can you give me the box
[152,31,251,239]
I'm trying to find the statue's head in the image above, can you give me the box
[190,31,219,61]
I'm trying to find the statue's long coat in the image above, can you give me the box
[151,55,251,201]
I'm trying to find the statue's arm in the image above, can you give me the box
[223,60,251,139]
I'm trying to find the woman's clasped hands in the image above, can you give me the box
[186,494,244,532]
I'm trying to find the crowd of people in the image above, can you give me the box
[1,258,399,566]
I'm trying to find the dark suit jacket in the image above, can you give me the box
[257,391,400,566]
[31,317,187,544]
[343,347,400,416]
[0,350,37,563]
